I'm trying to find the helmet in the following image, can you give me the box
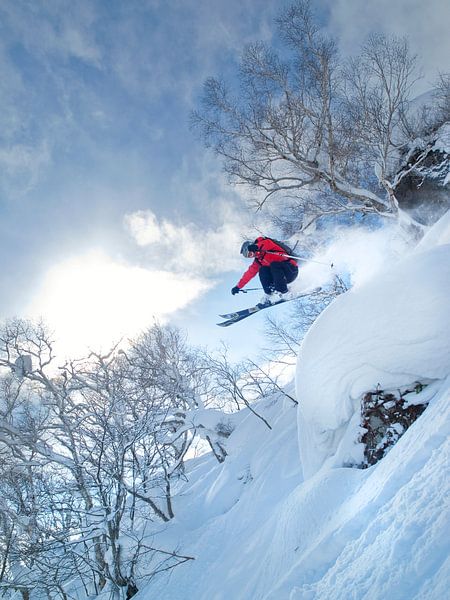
[240,241,253,257]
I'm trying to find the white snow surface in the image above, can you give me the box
[142,212,450,600]
[296,241,450,479]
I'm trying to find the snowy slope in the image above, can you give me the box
[142,212,450,600]
[144,390,305,599]
[269,379,450,600]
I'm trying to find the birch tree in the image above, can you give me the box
[0,320,196,599]
[192,0,428,233]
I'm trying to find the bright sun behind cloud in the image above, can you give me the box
[27,250,210,358]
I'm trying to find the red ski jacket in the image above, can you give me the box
[237,237,298,289]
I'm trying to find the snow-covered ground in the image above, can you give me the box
[142,212,450,600]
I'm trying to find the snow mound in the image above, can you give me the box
[296,211,450,479]
[418,206,450,249]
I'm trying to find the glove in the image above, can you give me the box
[231,286,240,295]
[247,244,258,253]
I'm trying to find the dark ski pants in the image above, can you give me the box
[259,262,298,294]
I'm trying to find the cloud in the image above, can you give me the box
[0,1,102,66]
[0,1,104,195]
[25,249,211,358]
[122,149,277,282]
[0,0,280,199]
[125,211,162,246]
[0,141,52,195]
[95,0,279,108]
[324,0,450,91]
[124,205,247,276]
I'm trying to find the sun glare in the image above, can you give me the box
[27,251,209,358]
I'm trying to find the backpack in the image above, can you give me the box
[263,237,295,257]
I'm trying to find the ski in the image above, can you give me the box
[217,288,321,327]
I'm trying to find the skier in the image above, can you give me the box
[231,237,299,302]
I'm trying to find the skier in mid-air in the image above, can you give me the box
[231,237,299,303]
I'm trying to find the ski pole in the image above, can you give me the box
[238,287,262,293]
[266,251,333,268]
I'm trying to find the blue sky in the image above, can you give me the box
[0,0,448,360]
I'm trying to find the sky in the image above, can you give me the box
[0,0,449,360]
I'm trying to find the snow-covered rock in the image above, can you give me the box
[395,122,450,224]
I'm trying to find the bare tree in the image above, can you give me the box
[406,73,450,137]
[192,0,430,234]
[434,73,450,125]
[263,279,347,358]
[2,317,313,598]
[124,324,232,465]
[0,320,197,599]
[203,344,299,431]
